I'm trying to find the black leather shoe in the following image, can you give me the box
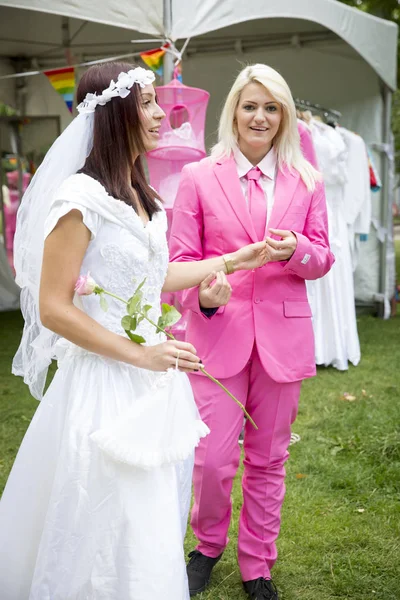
[186,549,223,596]
[243,577,279,599]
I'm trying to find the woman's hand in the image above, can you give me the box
[230,241,269,272]
[265,228,298,262]
[199,271,232,309]
[139,340,202,373]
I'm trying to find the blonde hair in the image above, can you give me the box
[211,64,321,192]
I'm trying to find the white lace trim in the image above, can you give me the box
[90,370,210,469]
[91,420,210,469]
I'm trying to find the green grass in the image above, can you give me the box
[1,310,400,599]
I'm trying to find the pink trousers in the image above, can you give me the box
[189,343,302,581]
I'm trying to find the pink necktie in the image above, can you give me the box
[245,167,267,241]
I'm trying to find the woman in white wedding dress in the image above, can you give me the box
[0,62,269,600]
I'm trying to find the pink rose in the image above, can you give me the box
[75,273,97,296]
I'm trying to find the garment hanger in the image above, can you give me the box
[295,98,341,127]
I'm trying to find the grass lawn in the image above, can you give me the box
[1,309,400,599]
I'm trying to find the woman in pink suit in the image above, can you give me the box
[169,64,334,600]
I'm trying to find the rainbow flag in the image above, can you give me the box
[44,67,75,113]
[140,44,169,77]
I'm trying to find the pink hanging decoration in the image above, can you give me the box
[146,79,210,338]
[146,79,209,210]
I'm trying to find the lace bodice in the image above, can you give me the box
[45,173,169,346]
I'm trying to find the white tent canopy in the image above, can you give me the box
[173,0,397,91]
[0,0,398,312]
[0,0,397,89]
[0,0,164,36]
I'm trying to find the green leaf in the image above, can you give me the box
[161,303,182,327]
[127,298,135,317]
[121,315,138,331]
[126,330,146,344]
[134,278,147,294]
[127,292,142,316]
[142,304,152,317]
[157,316,166,331]
[99,295,109,312]
[121,315,133,330]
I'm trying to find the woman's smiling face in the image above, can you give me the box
[235,81,282,159]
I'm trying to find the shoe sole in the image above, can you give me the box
[189,572,214,597]
[189,582,208,597]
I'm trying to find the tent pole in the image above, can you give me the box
[62,17,73,66]
[377,84,392,318]
[163,0,174,84]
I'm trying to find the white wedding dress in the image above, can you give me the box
[0,174,209,600]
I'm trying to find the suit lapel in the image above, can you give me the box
[214,157,257,243]
[268,165,301,232]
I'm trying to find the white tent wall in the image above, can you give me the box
[25,73,73,132]
[0,58,16,152]
[0,61,66,157]
[0,57,20,311]
[0,58,15,107]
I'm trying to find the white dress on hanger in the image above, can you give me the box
[338,127,371,271]
[0,173,209,600]
[307,120,361,370]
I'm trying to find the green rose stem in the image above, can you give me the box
[93,286,258,429]
[196,366,257,430]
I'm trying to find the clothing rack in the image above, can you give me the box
[294,98,342,125]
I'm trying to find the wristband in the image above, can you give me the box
[222,254,235,275]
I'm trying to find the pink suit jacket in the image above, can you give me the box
[169,156,334,383]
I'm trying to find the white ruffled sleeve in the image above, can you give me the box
[44,199,102,241]
[44,173,104,240]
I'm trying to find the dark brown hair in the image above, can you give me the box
[77,62,161,218]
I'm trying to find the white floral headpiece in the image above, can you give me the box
[77,67,156,114]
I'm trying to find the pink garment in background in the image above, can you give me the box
[4,171,31,271]
[298,119,319,168]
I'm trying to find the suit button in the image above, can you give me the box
[254,297,260,304]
